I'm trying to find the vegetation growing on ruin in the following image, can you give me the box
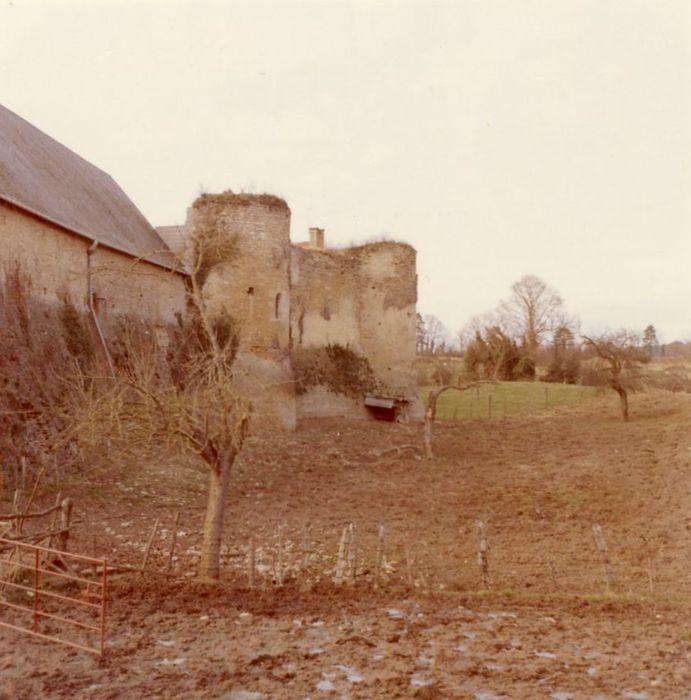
[192,190,290,212]
[291,343,378,398]
[340,238,415,254]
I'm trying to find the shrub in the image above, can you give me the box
[58,300,94,362]
[291,343,377,398]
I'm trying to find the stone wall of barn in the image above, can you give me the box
[0,199,187,326]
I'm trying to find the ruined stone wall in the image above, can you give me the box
[354,243,420,401]
[290,240,422,420]
[168,192,422,425]
[0,200,187,325]
[290,247,361,350]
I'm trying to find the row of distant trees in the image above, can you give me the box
[417,274,691,421]
[417,274,687,368]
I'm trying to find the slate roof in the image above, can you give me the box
[0,103,185,273]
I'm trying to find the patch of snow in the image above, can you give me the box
[336,664,363,683]
[416,654,433,668]
[534,651,557,660]
[386,608,403,619]
[316,679,336,692]
[410,674,432,688]
[157,657,186,666]
[157,640,176,647]
[622,692,649,700]
[550,693,574,700]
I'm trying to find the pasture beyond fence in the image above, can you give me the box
[424,381,602,421]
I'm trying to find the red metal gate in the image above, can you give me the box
[0,537,107,656]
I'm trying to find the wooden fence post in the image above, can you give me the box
[140,516,159,573]
[166,511,180,574]
[248,537,256,589]
[592,523,615,592]
[57,498,73,552]
[476,519,490,589]
[374,524,385,590]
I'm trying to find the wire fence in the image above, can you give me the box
[424,383,604,421]
[187,519,691,601]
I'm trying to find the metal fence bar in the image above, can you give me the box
[33,547,40,631]
[0,579,101,609]
[0,619,102,655]
[0,537,104,564]
[0,536,107,656]
[0,557,101,588]
[0,600,100,632]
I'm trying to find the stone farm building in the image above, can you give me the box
[0,103,422,428]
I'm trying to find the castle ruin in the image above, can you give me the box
[160,192,423,428]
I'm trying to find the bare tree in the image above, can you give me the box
[421,314,450,354]
[65,217,248,581]
[581,331,647,422]
[498,275,564,357]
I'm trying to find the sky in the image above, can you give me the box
[1,0,689,342]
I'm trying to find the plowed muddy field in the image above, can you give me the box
[1,389,691,698]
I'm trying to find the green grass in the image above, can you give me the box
[421,381,602,420]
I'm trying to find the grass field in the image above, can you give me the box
[421,380,602,419]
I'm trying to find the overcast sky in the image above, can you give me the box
[1,0,689,341]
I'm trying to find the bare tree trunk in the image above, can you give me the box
[615,385,629,422]
[424,406,434,459]
[199,449,236,580]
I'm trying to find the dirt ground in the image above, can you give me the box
[1,389,691,698]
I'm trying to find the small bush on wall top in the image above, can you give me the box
[291,343,377,398]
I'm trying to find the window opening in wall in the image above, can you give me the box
[247,286,254,318]
[275,292,281,319]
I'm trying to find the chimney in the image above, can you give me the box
[308,227,325,250]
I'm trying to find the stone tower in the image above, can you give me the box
[186,192,296,429]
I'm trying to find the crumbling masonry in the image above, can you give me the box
[160,192,423,428]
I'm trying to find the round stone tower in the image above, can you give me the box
[185,192,295,429]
